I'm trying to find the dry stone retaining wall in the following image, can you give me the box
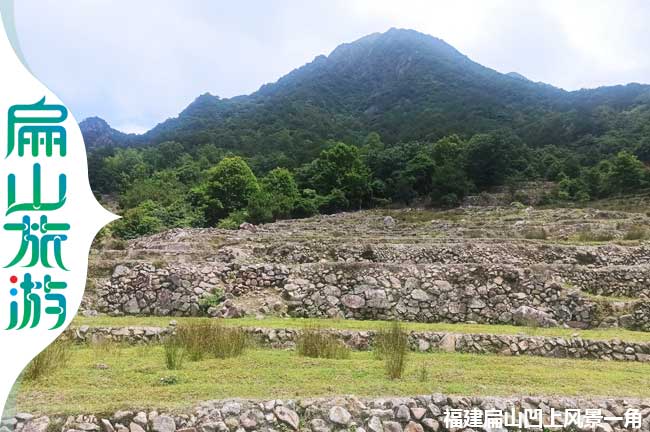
[6,395,650,432]
[69,325,650,362]
[95,262,650,330]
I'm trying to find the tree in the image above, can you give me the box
[609,151,646,193]
[466,130,530,189]
[300,142,372,209]
[200,157,259,225]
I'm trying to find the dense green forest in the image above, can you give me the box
[83,29,650,238]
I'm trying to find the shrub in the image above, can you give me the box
[374,321,409,379]
[198,287,225,312]
[296,326,351,359]
[522,227,547,240]
[163,335,185,370]
[24,340,72,381]
[217,210,248,230]
[176,321,248,360]
[416,362,429,382]
[624,225,649,240]
[576,229,614,242]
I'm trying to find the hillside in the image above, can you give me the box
[82,28,650,159]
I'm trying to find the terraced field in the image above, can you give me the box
[9,204,650,431]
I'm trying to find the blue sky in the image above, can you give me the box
[14,0,650,133]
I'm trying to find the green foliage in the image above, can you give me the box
[624,225,649,240]
[296,326,351,359]
[174,321,249,361]
[198,287,225,311]
[375,321,409,380]
[163,335,185,370]
[217,209,249,229]
[23,340,72,381]
[200,157,260,225]
[466,130,530,189]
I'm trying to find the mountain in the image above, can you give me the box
[79,116,137,150]
[81,28,650,160]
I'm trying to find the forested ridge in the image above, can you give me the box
[82,28,650,238]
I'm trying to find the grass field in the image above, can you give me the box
[15,345,650,415]
[73,315,650,343]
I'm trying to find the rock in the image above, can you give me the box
[22,417,49,432]
[367,416,383,432]
[238,223,257,232]
[411,290,430,302]
[438,334,456,352]
[309,419,331,432]
[273,407,299,430]
[382,421,403,432]
[395,405,410,422]
[124,298,141,315]
[595,424,613,432]
[410,408,426,421]
[328,406,352,426]
[113,413,133,424]
[77,424,99,432]
[421,419,440,431]
[128,423,145,432]
[238,411,257,430]
[417,339,430,352]
[15,414,34,422]
[512,305,559,328]
[341,294,365,309]
[132,413,147,428]
[221,402,242,417]
[403,422,423,432]
[151,416,175,432]
[100,420,115,432]
[383,216,396,228]
[0,426,11,432]
[112,265,130,278]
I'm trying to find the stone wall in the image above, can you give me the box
[69,325,650,362]
[7,394,650,432]
[96,263,289,316]
[284,263,626,328]
[256,241,650,267]
[94,262,650,330]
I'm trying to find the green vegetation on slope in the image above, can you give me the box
[84,29,650,239]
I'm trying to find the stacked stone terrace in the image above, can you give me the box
[87,206,650,331]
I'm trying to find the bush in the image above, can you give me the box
[217,210,248,229]
[24,340,72,381]
[198,287,225,312]
[163,335,185,370]
[374,321,409,379]
[176,321,248,360]
[624,225,649,240]
[576,229,614,242]
[296,326,351,359]
[522,227,547,240]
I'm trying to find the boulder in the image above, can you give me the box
[512,305,559,327]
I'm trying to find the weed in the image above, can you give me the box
[163,335,185,370]
[296,326,351,359]
[24,340,72,381]
[374,321,409,379]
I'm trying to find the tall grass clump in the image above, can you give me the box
[374,321,409,379]
[176,321,249,360]
[522,227,547,240]
[624,225,649,241]
[296,326,350,359]
[211,325,248,359]
[163,335,185,370]
[176,322,213,361]
[23,340,72,381]
[576,229,614,242]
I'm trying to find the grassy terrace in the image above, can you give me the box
[73,316,650,343]
[15,346,650,415]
